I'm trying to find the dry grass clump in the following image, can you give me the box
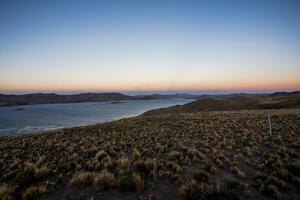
[93,170,116,191]
[155,143,164,153]
[266,184,281,199]
[165,161,182,174]
[193,170,210,183]
[200,160,217,175]
[179,180,238,200]
[132,172,144,193]
[226,179,250,197]
[24,162,36,174]
[95,150,108,161]
[117,172,144,193]
[118,175,135,192]
[101,156,115,170]
[0,184,14,200]
[266,176,287,191]
[288,160,300,176]
[69,171,94,187]
[132,148,141,160]
[231,166,246,179]
[23,161,50,179]
[35,166,50,179]
[274,168,290,181]
[139,195,160,200]
[185,147,203,161]
[168,151,182,161]
[117,156,131,170]
[9,162,47,189]
[0,109,299,199]
[22,185,48,200]
[133,159,152,176]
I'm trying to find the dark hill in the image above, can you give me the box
[0,93,134,106]
[142,91,300,116]
[0,92,201,106]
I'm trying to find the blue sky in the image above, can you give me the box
[0,0,300,94]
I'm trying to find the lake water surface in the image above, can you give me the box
[0,99,193,136]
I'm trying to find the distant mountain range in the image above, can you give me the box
[0,93,134,106]
[1,91,299,107]
[0,92,199,106]
[134,93,200,100]
[142,91,300,116]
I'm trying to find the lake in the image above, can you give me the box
[0,99,193,136]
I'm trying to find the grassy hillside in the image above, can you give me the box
[1,109,300,200]
[142,92,300,116]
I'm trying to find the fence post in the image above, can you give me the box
[153,157,157,197]
[268,114,272,136]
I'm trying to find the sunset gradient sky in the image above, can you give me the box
[0,0,300,94]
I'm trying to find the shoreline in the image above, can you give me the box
[0,98,195,136]
[1,107,299,138]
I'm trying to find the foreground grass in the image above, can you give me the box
[0,109,299,200]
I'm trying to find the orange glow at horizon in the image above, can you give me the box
[1,76,299,93]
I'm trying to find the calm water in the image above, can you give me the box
[0,99,193,136]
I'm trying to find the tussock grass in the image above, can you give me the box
[132,172,144,193]
[193,170,210,183]
[0,184,14,200]
[179,180,238,200]
[132,148,141,160]
[0,109,299,199]
[133,159,152,175]
[93,170,116,191]
[117,156,131,170]
[266,184,281,199]
[95,150,108,161]
[22,185,48,200]
[35,166,50,179]
[231,166,246,179]
[165,161,182,174]
[69,172,94,187]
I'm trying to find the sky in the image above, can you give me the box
[0,0,300,94]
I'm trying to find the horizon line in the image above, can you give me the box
[1,88,299,96]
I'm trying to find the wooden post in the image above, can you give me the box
[268,114,272,136]
[153,157,157,197]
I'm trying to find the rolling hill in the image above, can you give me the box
[0,93,135,106]
[142,91,300,116]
